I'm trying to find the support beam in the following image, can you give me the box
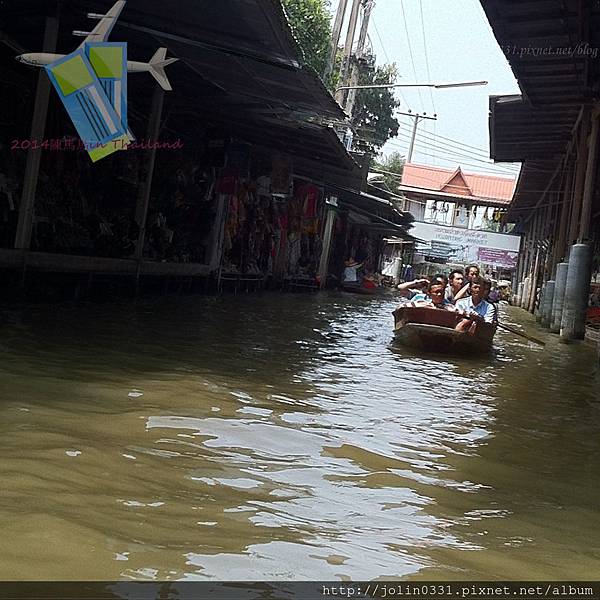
[208,194,229,271]
[135,85,165,262]
[528,246,541,314]
[14,16,58,250]
[318,201,337,289]
[567,108,590,245]
[554,163,574,264]
[578,108,600,242]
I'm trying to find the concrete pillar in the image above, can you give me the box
[522,276,531,309]
[551,262,569,333]
[536,284,545,322]
[542,280,555,327]
[516,282,524,307]
[560,243,592,342]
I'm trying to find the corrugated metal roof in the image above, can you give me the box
[401,163,516,205]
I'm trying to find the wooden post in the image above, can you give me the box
[318,200,337,289]
[567,108,591,246]
[528,245,541,314]
[555,164,574,265]
[578,108,600,242]
[14,16,59,250]
[209,193,229,292]
[135,85,165,275]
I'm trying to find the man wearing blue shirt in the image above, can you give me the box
[455,276,498,324]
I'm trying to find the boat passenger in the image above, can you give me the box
[397,277,429,300]
[411,276,452,309]
[445,270,464,302]
[454,264,480,302]
[343,258,363,289]
[455,276,498,333]
[465,264,480,283]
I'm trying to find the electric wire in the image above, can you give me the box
[371,15,410,111]
[384,133,521,175]
[399,0,425,110]
[418,0,436,116]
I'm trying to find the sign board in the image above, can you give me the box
[411,221,521,269]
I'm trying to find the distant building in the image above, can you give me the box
[399,163,516,231]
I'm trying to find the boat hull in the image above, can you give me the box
[392,305,496,355]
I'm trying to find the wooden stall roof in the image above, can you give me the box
[0,0,357,174]
[481,0,600,219]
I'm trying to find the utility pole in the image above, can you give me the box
[335,0,361,106]
[323,0,348,84]
[399,110,437,163]
[345,0,375,117]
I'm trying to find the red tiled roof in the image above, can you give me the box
[401,163,516,205]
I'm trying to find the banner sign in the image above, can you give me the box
[45,43,130,162]
[411,221,521,268]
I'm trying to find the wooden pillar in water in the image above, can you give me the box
[318,199,337,289]
[135,85,165,283]
[578,108,600,242]
[567,109,590,246]
[14,16,59,250]
[555,163,574,266]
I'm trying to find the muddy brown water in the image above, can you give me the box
[0,293,599,580]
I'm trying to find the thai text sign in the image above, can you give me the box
[411,221,521,268]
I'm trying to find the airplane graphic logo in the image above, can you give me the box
[16,1,178,162]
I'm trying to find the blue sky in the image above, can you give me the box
[329,0,522,178]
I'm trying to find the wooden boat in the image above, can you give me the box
[392,305,496,355]
[341,283,378,295]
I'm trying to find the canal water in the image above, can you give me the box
[1,292,599,580]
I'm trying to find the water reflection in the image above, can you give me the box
[0,294,599,579]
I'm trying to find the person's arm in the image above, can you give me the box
[397,278,428,292]
[453,282,470,302]
[482,302,497,323]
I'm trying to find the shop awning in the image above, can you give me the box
[481,0,600,221]
[330,186,416,239]
[1,0,346,123]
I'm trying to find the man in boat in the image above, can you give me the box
[397,276,429,300]
[453,264,480,303]
[454,276,498,333]
[410,275,452,309]
[445,269,464,303]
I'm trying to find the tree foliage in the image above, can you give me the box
[352,62,401,150]
[372,150,405,195]
[281,0,332,77]
[282,0,400,148]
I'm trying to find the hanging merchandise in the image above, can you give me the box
[271,155,293,195]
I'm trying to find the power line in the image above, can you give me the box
[388,132,521,174]
[418,0,436,116]
[399,0,425,110]
[371,15,410,111]
[392,133,520,173]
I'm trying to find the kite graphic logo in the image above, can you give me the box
[45,42,132,162]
